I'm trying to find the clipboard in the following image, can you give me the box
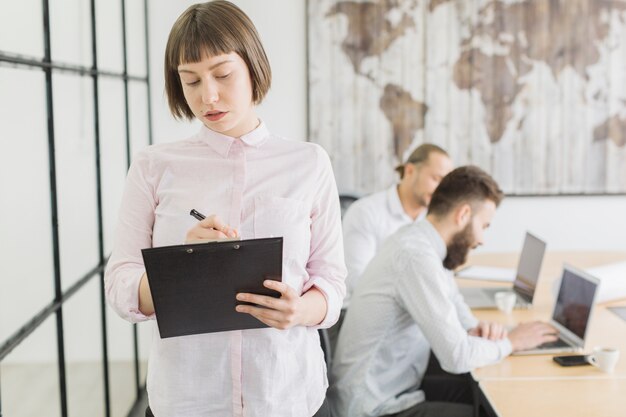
[141,237,283,338]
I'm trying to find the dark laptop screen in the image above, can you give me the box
[513,233,547,302]
[552,268,598,339]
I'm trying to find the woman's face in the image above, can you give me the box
[178,52,258,138]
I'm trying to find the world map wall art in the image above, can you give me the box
[308,0,626,195]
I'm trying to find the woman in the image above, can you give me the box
[104,2,346,416]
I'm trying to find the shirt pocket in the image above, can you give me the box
[254,195,311,261]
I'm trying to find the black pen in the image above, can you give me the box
[189,209,206,221]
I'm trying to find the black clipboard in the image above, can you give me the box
[141,237,282,338]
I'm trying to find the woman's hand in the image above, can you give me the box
[235,281,327,330]
[185,214,239,243]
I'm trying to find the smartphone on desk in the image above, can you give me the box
[553,354,590,367]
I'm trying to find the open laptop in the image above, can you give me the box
[514,264,601,355]
[460,232,547,309]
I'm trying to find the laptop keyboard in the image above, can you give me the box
[537,338,570,349]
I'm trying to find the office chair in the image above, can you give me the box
[319,328,333,369]
[339,193,359,219]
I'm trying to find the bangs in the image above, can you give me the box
[164,1,272,120]
[168,21,238,69]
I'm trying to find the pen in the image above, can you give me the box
[189,209,206,221]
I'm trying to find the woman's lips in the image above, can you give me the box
[204,111,227,122]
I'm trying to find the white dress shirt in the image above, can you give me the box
[328,220,512,417]
[342,185,425,307]
[105,122,346,417]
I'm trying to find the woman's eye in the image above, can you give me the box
[185,80,200,86]
[216,73,231,80]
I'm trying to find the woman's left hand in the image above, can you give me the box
[236,280,325,330]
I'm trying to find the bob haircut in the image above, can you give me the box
[164,0,272,120]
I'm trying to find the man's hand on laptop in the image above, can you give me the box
[468,321,508,340]
[508,321,559,352]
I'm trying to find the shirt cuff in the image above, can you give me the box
[304,276,342,329]
[498,337,514,358]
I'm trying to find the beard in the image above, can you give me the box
[415,193,429,208]
[443,222,475,270]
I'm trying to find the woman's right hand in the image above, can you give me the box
[185,214,239,243]
[139,215,239,315]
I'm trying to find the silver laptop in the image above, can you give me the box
[515,264,600,355]
[461,232,547,309]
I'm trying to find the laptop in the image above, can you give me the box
[461,232,547,309]
[514,264,601,355]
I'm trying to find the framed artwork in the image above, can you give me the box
[308,0,626,195]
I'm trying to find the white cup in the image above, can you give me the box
[588,347,620,373]
[494,291,517,314]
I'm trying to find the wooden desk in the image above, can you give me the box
[458,251,626,381]
[479,378,626,417]
[459,252,626,416]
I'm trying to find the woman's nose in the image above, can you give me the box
[202,81,219,105]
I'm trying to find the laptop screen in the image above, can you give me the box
[513,232,547,302]
[552,267,599,340]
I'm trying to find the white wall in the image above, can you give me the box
[481,196,626,253]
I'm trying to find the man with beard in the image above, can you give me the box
[328,166,557,417]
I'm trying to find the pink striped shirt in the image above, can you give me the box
[105,122,346,417]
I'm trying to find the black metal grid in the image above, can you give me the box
[0,0,153,416]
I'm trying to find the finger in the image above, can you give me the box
[263,280,295,298]
[236,292,286,311]
[480,322,490,339]
[189,228,228,240]
[540,333,559,344]
[200,215,237,238]
[498,326,507,340]
[236,304,285,325]
[199,214,223,229]
[494,326,506,340]
[536,322,559,335]
[488,323,499,340]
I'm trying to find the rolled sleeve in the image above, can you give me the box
[304,146,347,328]
[104,152,156,323]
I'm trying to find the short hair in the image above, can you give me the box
[395,143,449,179]
[428,165,504,217]
[164,0,272,120]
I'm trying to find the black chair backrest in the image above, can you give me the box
[339,194,359,219]
[318,328,332,368]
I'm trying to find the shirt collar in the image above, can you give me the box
[387,185,418,223]
[420,219,447,261]
[196,120,270,157]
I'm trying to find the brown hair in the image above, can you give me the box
[428,165,504,217]
[395,143,449,179]
[164,0,272,120]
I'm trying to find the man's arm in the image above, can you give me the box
[396,251,512,374]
